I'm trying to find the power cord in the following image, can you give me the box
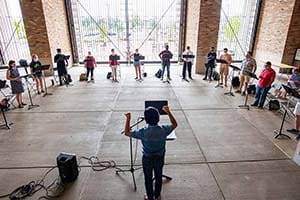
[78,156,118,171]
[0,167,65,200]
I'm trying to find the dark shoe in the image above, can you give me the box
[168,77,172,81]
[241,91,246,96]
[235,90,241,93]
[203,77,207,80]
[258,106,264,109]
[18,105,24,108]
[91,78,94,81]
[189,77,193,80]
[220,82,223,85]
[251,103,258,107]
[22,102,27,106]
[135,77,138,80]
[287,128,300,134]
[41,90,45,93]
[182,78,189,82]
[38,91,41,95]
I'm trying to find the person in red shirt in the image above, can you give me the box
[84,51,96,81]
[251,61,276,108]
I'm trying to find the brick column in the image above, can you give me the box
[185,0,222,74]
[21,0,73,75]
[254,0,300,67]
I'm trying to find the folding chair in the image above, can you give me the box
[0,80,17,109]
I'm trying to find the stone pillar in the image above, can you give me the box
[185,0,222,74]
[254,0,300,67]
[20,0,73,75]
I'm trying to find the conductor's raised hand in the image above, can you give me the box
[125,112,131,119]
[162,105,170,113]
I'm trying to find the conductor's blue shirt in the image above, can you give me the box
[131,124,174,157]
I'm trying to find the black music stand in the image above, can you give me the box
[41,65,52,97]
[0,105,13,129]
[116,117,144,191]
[224,65,241,96]
[22,75,40,110]
[109,55,120,60]
[238,72,258,110]
[182,54,195,59]
[274,85,300,139]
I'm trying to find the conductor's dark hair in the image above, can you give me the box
[165,45,169,50]
[247,51,253,56]
[56,48,61,53]
[144,107,160,125]
[187,46,190,50]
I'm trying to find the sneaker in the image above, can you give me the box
[220,82,223,85]
[38,91,41,95]
[22,102,27,106]
[286,128,300,133]
[235,90,241,93]
[41,90,45,93]
[295,134,300,140]
[135,77,138,80]
[168,77,172,81]
[189,77,193,80]
[18,105,24,108]
[203,77,207,80]
[182,78,189,82]
[251,103,258,107]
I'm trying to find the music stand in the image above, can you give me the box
[274,85,300,139]
[116,117,144,191]
[41,65,52,97]
[182,55,195,59]
[109,55,120,60]
[238,72,258,110]
[224,65,241,96]
[21,74,40,110]
[0,104,13,129]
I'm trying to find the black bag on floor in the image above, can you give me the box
[212,71,220,81]
[232,76,240,87]
[67,74,72,83]
[247,84,256,95]
[143,72,147,77]
[269,100,280,111]
[106,72,112,79]
[155,69,162,78]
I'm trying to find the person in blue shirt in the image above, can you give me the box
[124,105,178,200]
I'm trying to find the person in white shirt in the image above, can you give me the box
[182,46,194,81]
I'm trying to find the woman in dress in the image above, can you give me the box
[6,60,26,108]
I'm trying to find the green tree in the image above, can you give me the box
[223,17,241,41]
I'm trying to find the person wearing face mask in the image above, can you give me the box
[6,60,26,108]
[30,54,44,94]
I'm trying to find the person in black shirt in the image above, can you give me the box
[54,48,68,85]
[203,47,216,81]
[30,54,44,94]
[159,45,173,81]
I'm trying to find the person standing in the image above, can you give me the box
[84,51,96,82]
[159,45,173,81]
[203,47,216,81]
[109,49,119,82]
[54,48,69,86]
[251,61,275,108]
[219,48,232,87]
[182,46,194,81]
[130,49,143,80]
[124,106,177,200]
[6,60,26,108]
[236,51,257,95]
[30,54,44,94]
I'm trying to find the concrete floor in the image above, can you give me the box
[0,65,299,200]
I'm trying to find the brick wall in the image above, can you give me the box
[282,0,300,67]
[185,0,221,74]
[21,0,73,74]
[254,0,297,66]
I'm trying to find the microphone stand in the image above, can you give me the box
[116,117,144,191]
[22,75,40,110]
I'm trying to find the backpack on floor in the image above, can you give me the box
[106,72,112,79]
[269,100,280,111]
[247,84,256,95]
[212,71,220,81]
[155,69,162,79]
[232,76,240,87]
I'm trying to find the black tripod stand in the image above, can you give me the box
[41,65,53,97]
[116,117,144,191]
[239,72,258,110]
[22,75,40,110]
[0,106,13,129]
[274,85,300,139]
[224,65,241,96]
